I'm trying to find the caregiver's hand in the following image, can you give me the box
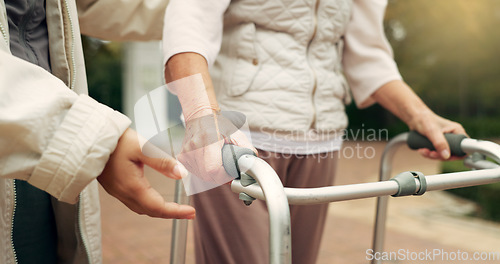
[98,128,196,219]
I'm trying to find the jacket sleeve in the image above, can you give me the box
[0,49,131,204]
[76,0,169,41]
[162,0,230,67]
[342,0,403,109]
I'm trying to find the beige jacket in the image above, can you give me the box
[0,0,167,263]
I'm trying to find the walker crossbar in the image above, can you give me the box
[230,156,500,205]
[170,133,500,264]
[228,133,500,264]
[371,133,500,264]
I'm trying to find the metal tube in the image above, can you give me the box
[464,156,500,170]
[372,133,408,264]
[232,154,292,264]
[232,180,400,205]
[231,168,500,204]
[425,168,500,191]
[230,156,500,264]
[461,138,500,163]
[227,135,500,264]
[370,136,500,264]
[170,180,190,264]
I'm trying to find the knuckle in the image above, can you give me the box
[206,166,220,176]
[435,141,448,150]
[147,206,164,218]
[159,158,174,172]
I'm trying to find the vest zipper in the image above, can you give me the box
[0,22,8,47]
[64,0,89,261]
[10,180,18,264]
[307,0,320,129]
[63,0,76,90]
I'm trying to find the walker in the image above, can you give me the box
[169,131,500,264]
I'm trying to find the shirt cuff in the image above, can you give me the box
[351,72,403,109]
[163,45,213,68]
[29,94,131,204]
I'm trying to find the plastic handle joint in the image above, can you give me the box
[391,171,427,197]
[221,144,257,179]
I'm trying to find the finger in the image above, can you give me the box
[178,148,212,185]
[449,125,467,136]
[238,141,258,156]
[203,140,224,173]
[133,187,195,219]
[428,150,441,159]
[418,148,441,160]
[229,132,258,155]
[417,148,431,158]
[424,129,451,160]
[141,154,188,179]
[197,142,225,184]
[441,121,467,136]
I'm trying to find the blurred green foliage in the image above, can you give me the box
[442,160,500,222]
[82,36,123,112]
[348,0,500,139]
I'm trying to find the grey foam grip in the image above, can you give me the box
[407,131,467,157]
[391,171,417,197]
[390,171,426,197]
[222,144,257,179]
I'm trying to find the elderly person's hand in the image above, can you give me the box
[164,68,256,194]
[177,110,256,194]
[372,80,467,160]
[407,109,466,160]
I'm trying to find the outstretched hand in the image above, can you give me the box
[98,128,195,219]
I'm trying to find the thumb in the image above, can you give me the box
[141,154,189,180]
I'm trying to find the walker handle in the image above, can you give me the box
[221,144,257,179]
[407,131,467,157]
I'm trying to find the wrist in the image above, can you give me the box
[164,73,220,121]
[406,108,435,130]
[184,106,219,121]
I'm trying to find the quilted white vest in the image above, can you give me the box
[211,0,353,134]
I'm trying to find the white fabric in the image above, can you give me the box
[0,47,131,203]
[163,0,402,108]
[163,0,229,67]
[343,0,403,108]
[165,0,352,134]
[77,0,169,41]
[163,0,402,154]
[214,0,352,134]
[247,130,343,155]
[0,0,168,262]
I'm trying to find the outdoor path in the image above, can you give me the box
[100,141,500,263]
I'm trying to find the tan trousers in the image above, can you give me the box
[192,150,339,264]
